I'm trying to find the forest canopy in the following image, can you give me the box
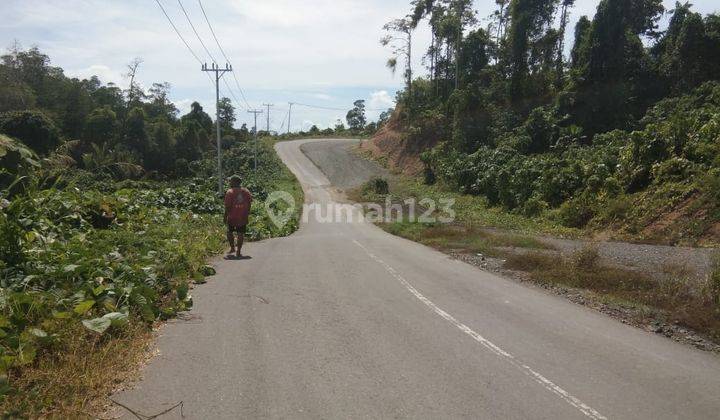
[381,0,720,233]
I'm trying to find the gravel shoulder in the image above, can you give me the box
[301,138,717,280]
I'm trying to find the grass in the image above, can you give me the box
[2,322,152,418]
[381,221,554,257]
[503,246,720,342]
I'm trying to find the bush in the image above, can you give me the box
[556,197,595,228]
[710,256,720,312]
[522,197,548,217]
[0,110,61,155]
[0,134,40,190]
[572,246,600,270]
[603,177,623,196]
[600,195,633,222]
[363,177,389,195]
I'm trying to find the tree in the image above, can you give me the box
[146,82,178,122]
[125,107,149,155]
[176,120,203,162]
[0,110,61,155]
[145,121,176,172]
[378,108,394,126]
[505,0,561,100]
[181,101,213,136]
[382,17,414,97]
[459,29,492,84]
[217,97,236,133]
[570,16,591,70]
[555,0,576,86]
[346,100,367,131]
[567,0,664,133]
[334,119,346,133]
[83,106,117,145]
[91,83,125,116]
[62,78,92,139]
[656,4,720,93]
[124,58,144,108]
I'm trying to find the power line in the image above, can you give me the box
[197,0,231,65]
[222,78,246,111]
[292,102,392,112]
[177,0,218,64]
[154,0,203,65]
[279,108,289,132]
[197,0,252,109]
[154,0,214,85]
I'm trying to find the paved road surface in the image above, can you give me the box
[114,139,720,419]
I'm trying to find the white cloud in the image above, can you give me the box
[301,120,317,131]
[312,93,333,101]
[71,64,124,86]
[174,99,194,116]
[369,90,395,110]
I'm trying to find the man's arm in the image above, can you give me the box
[223,193,231,224]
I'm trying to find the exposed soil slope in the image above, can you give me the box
[360,112,436,175]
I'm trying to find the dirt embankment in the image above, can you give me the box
[359,111,437,175]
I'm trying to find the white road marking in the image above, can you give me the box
[353,239,607,420]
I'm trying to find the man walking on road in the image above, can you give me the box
[224,174,253,259]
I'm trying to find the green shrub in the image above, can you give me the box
[522,197,548,217]
[556,197,595,228]
[363,177,390,195]
[600,195,633,222]
[603,177,623,197]
[0,111,61,155]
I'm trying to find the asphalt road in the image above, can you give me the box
[114,139,720,419]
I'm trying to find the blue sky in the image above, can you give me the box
[2,0,718,131]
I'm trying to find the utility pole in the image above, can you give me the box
[287,102,294,135]
[263,103,274,134]
[201,62,232,195]
[247,109,263,172]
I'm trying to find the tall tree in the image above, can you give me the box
[346,100,367,131]
[125,107,149,154]
[555,0,576,87]
[217,97,236,133]
[382,17,414,98]
[124,58,144,108]
[569,0,664,132]
[146,82,178,122]
[181,101,213,136]
[83,106,117,145]
[505,0,561,100]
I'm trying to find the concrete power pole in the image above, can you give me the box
[201,62,232,195]
[263,103,274,134]
[247,109,263,172]
[287,102,294,135]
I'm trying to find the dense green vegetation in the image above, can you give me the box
[0,46,301,415]
[383,1,720,244]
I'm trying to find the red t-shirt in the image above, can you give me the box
[224,187,253,227]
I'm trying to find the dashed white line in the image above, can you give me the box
[353,239,607,420]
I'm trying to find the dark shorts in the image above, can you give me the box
[227,225,247,235]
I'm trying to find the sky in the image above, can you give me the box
[2,0,718,132]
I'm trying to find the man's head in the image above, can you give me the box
[229,175,242,188]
